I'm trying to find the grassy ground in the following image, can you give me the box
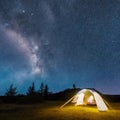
[0,101,120,120]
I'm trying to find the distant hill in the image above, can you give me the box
[47,88,120,102]
[48,88,81,100]
[103,95,120,102]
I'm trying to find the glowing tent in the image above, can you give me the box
[60,89,108,111]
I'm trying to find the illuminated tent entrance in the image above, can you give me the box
[60,89,108,111]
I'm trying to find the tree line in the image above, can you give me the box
[5,82,49,98]
[0,83,78,103]
[5,83,77,97]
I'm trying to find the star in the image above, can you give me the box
[22,10,26,13]
[31,13,34,16]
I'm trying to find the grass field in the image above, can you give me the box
[0,101,120,120]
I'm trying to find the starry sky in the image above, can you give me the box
[0,0,120,95]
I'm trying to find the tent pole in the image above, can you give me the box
[60,95,76,108]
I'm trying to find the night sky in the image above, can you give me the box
[0,0,120,95]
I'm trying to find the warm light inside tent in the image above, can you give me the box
[87,95,94,104]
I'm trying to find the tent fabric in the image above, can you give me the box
[72,89,108,111]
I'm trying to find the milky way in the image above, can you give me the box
[0,0,120,94]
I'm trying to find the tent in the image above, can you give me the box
[60,88,108,111]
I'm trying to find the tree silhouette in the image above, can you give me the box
[27,82,36,96]
[5,84,17,96]
[73,84,76,89]
[39,82,44,96]
[44,84,49,98]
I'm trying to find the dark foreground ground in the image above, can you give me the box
[0,101,120,120]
